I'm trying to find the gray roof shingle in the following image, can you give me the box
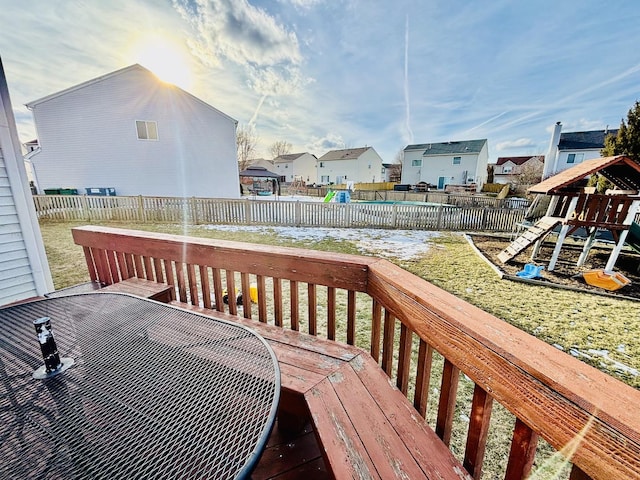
[318,147,370,161]
[404,139,487,155]
[558,129,618,150]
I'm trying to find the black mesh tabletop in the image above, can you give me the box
[0,293,280,479]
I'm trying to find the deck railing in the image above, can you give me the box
[34,194,526,231]
[72,225,640,480]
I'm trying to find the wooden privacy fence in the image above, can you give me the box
[34,195,527,232]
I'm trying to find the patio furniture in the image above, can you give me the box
[0,293,280,479]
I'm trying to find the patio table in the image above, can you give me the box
[0,293,280,479]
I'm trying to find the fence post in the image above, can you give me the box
[436,204,444,229]
[190,197,198,225]
[481,207,488,230]
[391,205,398,228]
[245,199,252,225]
[137,196,145,223]
[295,201,302,226]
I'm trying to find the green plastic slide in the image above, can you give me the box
[323,190,336,203]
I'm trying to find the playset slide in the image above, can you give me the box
[323,190,336,202]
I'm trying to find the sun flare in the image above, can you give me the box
[130,34,193,90]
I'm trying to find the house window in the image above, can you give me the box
[411,159,422,167]
[321,175,330,183]
[285,165,288,168]
[567,153,584,164]
[136,120,158,140]
[319,162,324,167]
[503,166,513,173]
[453,156,461,165]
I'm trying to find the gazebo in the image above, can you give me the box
[498,155,640,271]
[239,166,281,196]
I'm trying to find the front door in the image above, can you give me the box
[438,176,446,189]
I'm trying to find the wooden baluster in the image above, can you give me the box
[116,251,130,280]
[257,274,267,322]
[370,300,382,362]
[396,323,412,395]
[436,359,460,446]
[347,290,356,345]
[290,280,299,331]
[143,256,153,280]
[133,255,144,279]
[463,385,494,479]
[94,248,112,285]
[82,246,98,283]
[241,272,252,319]
[199,265,212,309]
[308,283,317,335]
[414,340,433,418]
[187,264,198,306]
[381,310,395,376]
[163,259,175,298]
[175,262,187,303]
[225,270,237,315]
[106,250,120,283]
[125,254,136,280]
[273,277,283,327]
[153,257,164,283]
[504,418,539,480]
[327,286,336,340]
[212,268,223,311]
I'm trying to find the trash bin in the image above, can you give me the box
[44,188,61,195]
[393,184,411,191]
[59,188,78,195]
[85,187,117,196]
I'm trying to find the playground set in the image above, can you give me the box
[499,156,640,290]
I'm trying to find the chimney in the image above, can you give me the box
[543,121,562,178]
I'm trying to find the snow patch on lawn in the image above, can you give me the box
[203,224,441,261]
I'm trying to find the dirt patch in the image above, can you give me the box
[469,234,640,300]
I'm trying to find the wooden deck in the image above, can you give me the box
[71,225,640,480]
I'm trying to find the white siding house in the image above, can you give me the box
[402,139,488,191]
[316,147,384,185]
[27,64,240,198]
[0,60,53,306]
[493,155,544,184]
[273,152,317,184]
[543,122,618,177]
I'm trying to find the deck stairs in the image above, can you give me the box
[498,216,562,263]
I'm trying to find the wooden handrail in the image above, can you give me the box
[72,225,640,479]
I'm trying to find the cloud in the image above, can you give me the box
[280,0,323,9]
[306,133,345,154]
[496,138,536,151]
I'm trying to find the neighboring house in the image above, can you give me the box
[543,122,618,177]
[493,155,544,184]
[0,60,53,306]
[27,64,240,198]
[382,163,402,182]
[273,152,317,184]
[23,138,39,153]
[402,139,489,191]
[316,147,384,185]
[246,158,275,170]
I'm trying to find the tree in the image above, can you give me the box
[387,149,403,182]
[237,124,259,171]
[602,100,640,161]
[594,100,640,192]
[269,140,292,159]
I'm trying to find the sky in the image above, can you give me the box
[1,0,639,164]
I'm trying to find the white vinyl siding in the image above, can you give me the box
[0,151,37,304]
